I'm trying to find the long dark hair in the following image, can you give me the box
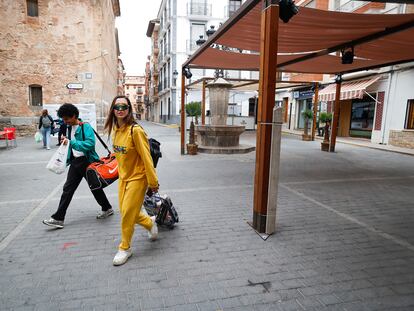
[104,95,135,138]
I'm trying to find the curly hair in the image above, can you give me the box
[57,103,79,118]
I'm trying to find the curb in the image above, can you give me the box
[149,121,179,129]
[282,130,414,157]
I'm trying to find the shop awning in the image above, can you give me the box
[318,76,382,102]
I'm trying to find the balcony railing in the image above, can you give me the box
[187,1,212,16]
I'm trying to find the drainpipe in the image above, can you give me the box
[381,69,393,145]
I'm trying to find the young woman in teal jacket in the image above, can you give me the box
[42,103,113,229]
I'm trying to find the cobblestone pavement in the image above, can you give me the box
[0,122,413,311]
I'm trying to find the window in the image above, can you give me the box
[29,85,42,106]
[190,22,206,52]
[229,0,242,16]
[405,99,414,129]
[27,0,38,17]
[127,86,129,90]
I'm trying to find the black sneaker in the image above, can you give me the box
[42,218,64,229]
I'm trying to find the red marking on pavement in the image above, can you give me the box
[61,242,78,251]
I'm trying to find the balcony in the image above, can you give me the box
[187,1,211,17]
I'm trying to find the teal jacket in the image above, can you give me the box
[67,121,100,164]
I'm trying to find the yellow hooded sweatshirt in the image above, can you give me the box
[112,124,158,188]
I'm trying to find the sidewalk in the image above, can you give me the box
[282,128,414,156]
[0,122,413,311]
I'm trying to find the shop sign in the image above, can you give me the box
[66,83,83,90]
[298,90,314,99]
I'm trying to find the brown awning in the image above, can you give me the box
[318,76,382,102]
[184,0,414,75]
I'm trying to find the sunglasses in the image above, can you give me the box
[114,104,129,111]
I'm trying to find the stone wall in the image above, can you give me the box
[0,0,119,133]
[389,130,414,149]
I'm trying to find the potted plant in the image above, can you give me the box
[319,112,332,151]
[185,102,201,155]
[301,109,313,141]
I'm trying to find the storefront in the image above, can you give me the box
[319,76,382,139]
[294,89,314,129]
[349,96,376,138]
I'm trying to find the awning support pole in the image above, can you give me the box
[202,79,206,125]
[252,2,279,234]
[311,83,319,141]
[180,70,186,155]
[330,76,342,152]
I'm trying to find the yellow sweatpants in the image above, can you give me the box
[118,179,153,250]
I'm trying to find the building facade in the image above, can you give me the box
[117,57,126,96]
[0,0,121,134]
[149,0,256,125]
[146,19,160,122]
[124,75,145,120]
[277,0,414,149]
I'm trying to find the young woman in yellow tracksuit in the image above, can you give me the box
[104,95,159,266]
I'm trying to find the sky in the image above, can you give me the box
[116,0,162,76]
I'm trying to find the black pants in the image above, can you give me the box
[52,156,112,221]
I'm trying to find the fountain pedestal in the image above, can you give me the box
[196,78,255,154]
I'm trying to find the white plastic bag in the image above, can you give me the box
[34,131,42,143]
[46,143,69,174]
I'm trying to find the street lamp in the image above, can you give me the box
[206,25,216,37]
[173,69,179,86]
[279,0,299,23]
[196,35,206,46]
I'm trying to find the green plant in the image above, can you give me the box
[301,109,313,120]
[185,101,201,124]
[319,112,332,123]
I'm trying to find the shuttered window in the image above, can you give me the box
[29,85,42,106]
[27,0,39,17]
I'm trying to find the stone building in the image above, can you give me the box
[124,75,145,120]
[146,19,160,122]
[0,0,121,134]
[117,57,126,96]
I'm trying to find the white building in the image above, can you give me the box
[155,0,258,124]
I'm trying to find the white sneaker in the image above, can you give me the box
[148,216,158,241]
[112,249,132,266]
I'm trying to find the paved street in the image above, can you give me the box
[0,121,414,311]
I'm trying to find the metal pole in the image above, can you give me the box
[330,77,342,152]
[202,79,206,125]
[180,71,186,155]
[311,83,319,141]
[253,3,279,233]
[266,106,283,234]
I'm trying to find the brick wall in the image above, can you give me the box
[389,130,414,149]
[374,92,385,131]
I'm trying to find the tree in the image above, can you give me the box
[301,109,313,138]
[185,101,201,125]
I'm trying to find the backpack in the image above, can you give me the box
[42,115,53,128]
[156,195,179,229]
[130,124,162,168]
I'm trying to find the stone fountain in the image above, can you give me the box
[196,78,255,154]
